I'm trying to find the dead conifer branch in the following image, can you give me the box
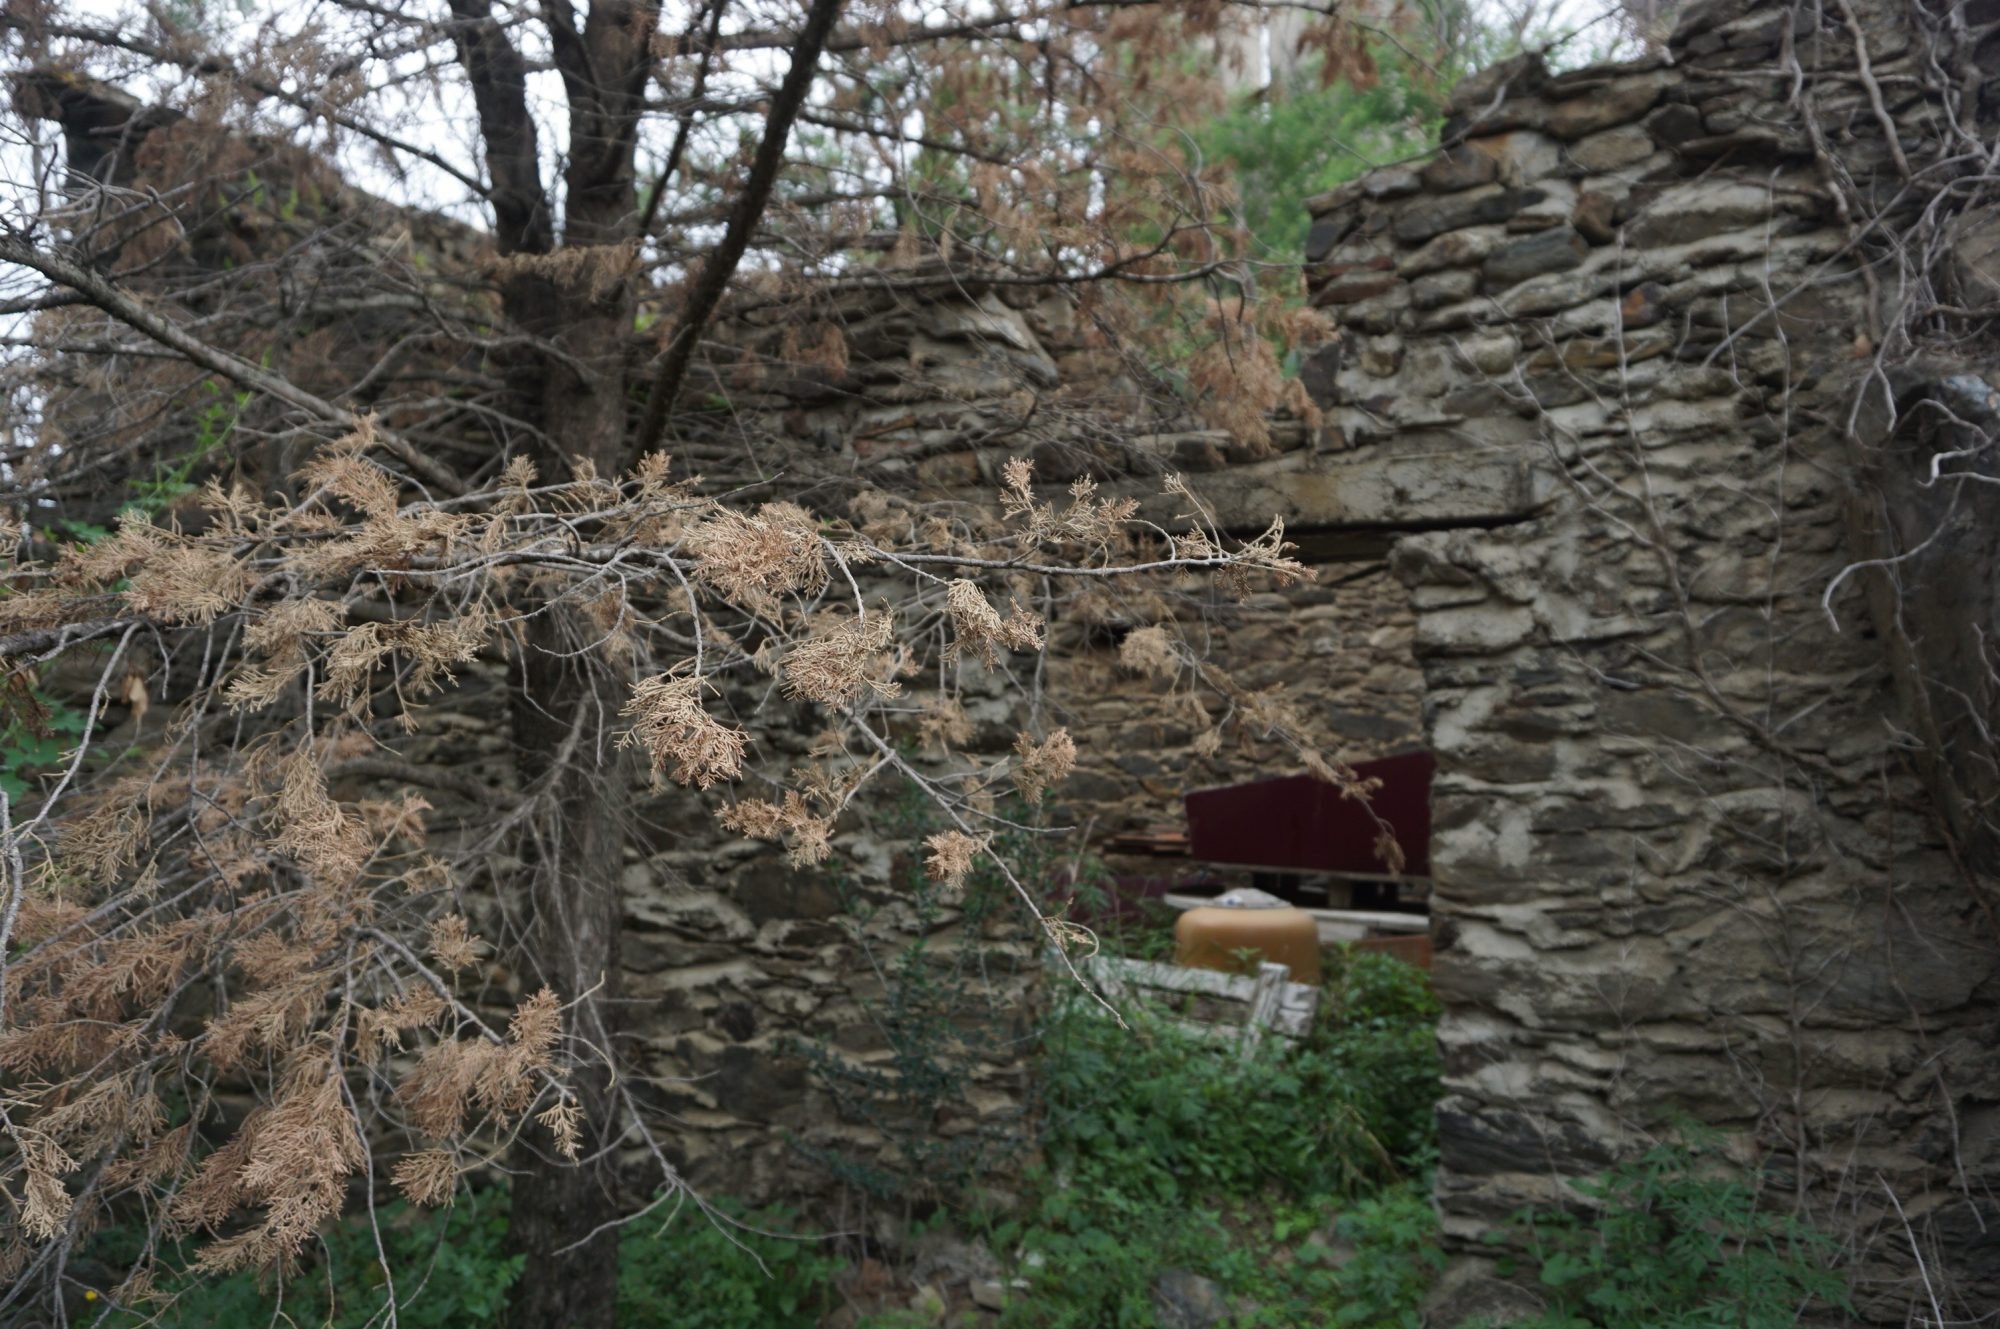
[0,0,1373,1311]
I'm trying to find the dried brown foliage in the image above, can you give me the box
[0,0,1374,1314]
[0,446,1313,1293]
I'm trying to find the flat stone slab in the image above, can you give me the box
[1085,449,1554,532]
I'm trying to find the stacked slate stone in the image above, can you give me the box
[698,271,1319,495]
[1043,562,1422,848]
[385,644,1048,1212]
[1291,0,2000,1324]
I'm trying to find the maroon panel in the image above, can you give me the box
[1183,749,1433,877]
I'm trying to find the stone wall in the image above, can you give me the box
[602,261,1438,1211]
[577,572,1419,1211]
[591,6,2000,1293]
[1288,1,2000,1320]
[690,272,1319,492]
[619,777,1043,1209]
[395,659,1046,1213]
[1045,564,1420,850]
[35,23,2000,1311]
[379,4,2000,1311]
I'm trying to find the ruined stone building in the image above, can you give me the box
[674,1,2000,1316]
[1288,7,2000,1315]
[17,0,2000,1320]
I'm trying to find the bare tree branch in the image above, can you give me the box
[0,235,466,494]
[634,0,848,453]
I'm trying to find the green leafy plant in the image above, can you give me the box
[1497,1135,1852,1328]
[1322,1181,1446,1328]
[1,687,86,804]
[992,1153,1443,1329]
[128,384,250,517]
[1194,49,1453,262]
[996,951,1447,1326]
[1033,995,1387,1207]
[1033,948,1441,1208]
[38,381,250,560]
[1310,946,1443,1170]
[85,1189,835,1329]
[88,1192,522,1329]
[998,1206,1208,1329]
[1085,896,1182,963]
[617,1198,838,1329]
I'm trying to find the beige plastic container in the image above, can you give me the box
[1174,905,1321,984]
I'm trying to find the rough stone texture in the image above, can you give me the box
[551,273,1421,1212]
[1296,1,2000,1321]
[616,263,1429,1200]
[1481,226,1587,287]
[1045,567,1421,856]
[385,658,1046,1212]
[38,5,2000,1310]
[1421,144,1500,193]
[378,3,2000,1310]
[618,822,1042,1203]
[1152,1269,1232,1329]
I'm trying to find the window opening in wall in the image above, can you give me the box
[1094,749,1435,967]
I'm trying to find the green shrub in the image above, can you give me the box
[1322,1181,1448,1328]
[85,1189,836,1329]
[1036,993,1398,1207]
[1310,947,1443,1170]
[1498,1136,1851,1329]
[991,1180,1443,1329]
[997,1204,1215,1329]
[0,686,86,803]
[1195,49,1451,261]
[618,1197,839,1328]
[1033,947,1440,1206]
[998,952,1447,1326]
[88,1192,521,1329]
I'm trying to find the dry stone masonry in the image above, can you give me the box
[616,8,2000,1312]
[28,11,2000,1314]
[1291,1,2000,1320]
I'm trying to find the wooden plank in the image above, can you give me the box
[1082,954,1260,1001]
[1172,1019,1244,1046]
[1062,952,1321,1048]
[1082,955,1318,1012]
[1271,1010,1314,1038]
[1241,963,1286,1058]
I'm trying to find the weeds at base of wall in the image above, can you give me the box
[982,947,1446,1327]
[994,954,1853,1329]
[72,948,1852,1328]
[1488,1133,1853,1329]
[78,1192,839,1329]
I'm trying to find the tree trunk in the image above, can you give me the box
[499,280,638,1326]
[497,253,642,1329]
[481,5,804,1320]
[505,613,630,1329]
